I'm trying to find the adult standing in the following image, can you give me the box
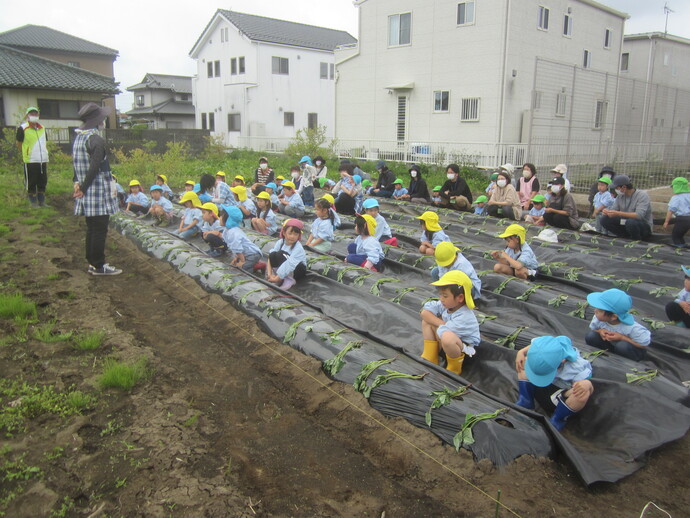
[16,106,49,208]
[601,175,653,241]
[298,156,316,206]
[72,103,121,276]
[486,171,521,220]
[543,177,580,230]
[400,164,430,203]
[438,164,473,211]
[371,160,396,198]
[251,157,274,194]
[516,163,540,211]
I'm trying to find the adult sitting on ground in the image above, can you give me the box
[400,164,430,203]
[516,163,540,211]
[549,164,571,191]
[332,163,358,215]
[587,166,616,216]
[486,171,521,220]
[543,177,580,230]
[600,175,653,241]
[438,164,473,211]
[371,160,396,198]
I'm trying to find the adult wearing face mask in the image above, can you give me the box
[251,157,274,194]
[600,175,653,241]
[16,106,49,208]
[486,171,521,219]
[587,166,616,216]
[543,177,580,230]
[439,164,473,211]
[372,160,396,197]
[400,164,430,203]
[311,156,327,188]
[549,164,571,191]
[517,163,540,211]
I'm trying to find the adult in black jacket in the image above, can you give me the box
[400,164,429,203]
[372,160,395,198]
[439,164,472,211]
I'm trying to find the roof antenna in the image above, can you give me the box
[664,2,674,35]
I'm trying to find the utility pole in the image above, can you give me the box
[664,3,674,35]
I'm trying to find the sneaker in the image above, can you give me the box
[91,264,122,276]
[280,276,296,290]
[87,264,96,275]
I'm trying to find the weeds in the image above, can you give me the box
[32,320,73,343]
[43,446,64,461]
[0,293,36,320]
[98,358,149,391]
[72,330,105,350]
[50,496,74,518]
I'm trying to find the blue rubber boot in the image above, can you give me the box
[550,398,578,431]
[515,380,535,409]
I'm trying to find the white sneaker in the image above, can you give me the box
[91,264,122,276]
[87,265,96,274]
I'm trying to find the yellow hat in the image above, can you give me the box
[256,191,271,200]
[282,181,296,190]
[216,171,226,177]
[201,202,219,217]
[129,179,141,187]
[157,174,168,183]
[321,194,335,205]
[234,175,245,182]
[434,242,460,267]
[498,224,527,244]
[185,180,195,186]
[230,185,248,202]
[360,214,377,236]
[416,211,442,232]
[179,191,202,208]
[276,175,286,180]
[430,271,475,310]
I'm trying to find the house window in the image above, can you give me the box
[135,95,144,107]
[67,61,80,68]
[220,27,228,42]
[457,2,475,25]
[329,63,334,79]
[532,90,543,110]
[594,100,608,130]
[207,62,213,78]
[308,113,318,130]
[201,113,207,130]
[228,113,241,132]
[433,91,449,112]
[663,53,670,66]
[239,56,245,74]
[208,112,215,131]
[37,99,81,119]
[231,58,237,75]
[320,62,328,79]
[556,92,567,117]
[284,112,294,126]
[214,60,221,77]
[583,50,591,68]
[604,28,612,49]
[620,53,629,71]
[563,14,572,36]
[461,97,480,121]
[272,56,289,74]
[180,94,189,101]
[538,6,549,30]
[388,12,411,46]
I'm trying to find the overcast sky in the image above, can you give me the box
[0,0,687,112]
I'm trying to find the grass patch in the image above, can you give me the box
[182,414,199,427]
[0,293,36,320]
[45,273,60,281]
[72,330,105,350]
[0,225,10,237]
[32,320,73,343]
[98,358,149,391]
[40,236,61,245]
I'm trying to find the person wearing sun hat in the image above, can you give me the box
[430,185,443,206]
[491,223,539,280]
[277,180,305,217]
[420,270,480,375]
[515,335,593,431]
[125,180,149,216]
[585,288,651,361]
[175,191,203,240]
[320,193,341,229]
[345,214,386,272]
[662,177,690,248]
[317,176,335,191]
[473,195,488,216]
[146,185,174,226]
[391,178,408,200]
[362,198,393,243]
[591,176,615,234]
[523,194,546,225]
[17,106,49,207]
[431,242,482,299]
[155,174,173,199]
[665,266,690,328]
[600,174,653,241]
[417,211,450,255]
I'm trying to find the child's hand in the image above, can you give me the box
[490,250,501,259]
[680,301,690,314]
[571,380,590,399]
[602,330,623,342]
[267,274,281,283]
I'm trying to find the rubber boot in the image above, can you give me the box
[550,398,578,431]
[28,194,39,208]
[37,193,49,207]
[516,380,536,409]
[445,352,465,375]
[421,340,439,364]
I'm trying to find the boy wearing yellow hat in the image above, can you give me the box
[432,242,482,299]
[663,177,690,248]
[155,174,173,199]
[278,180,305,217]
[345,214,385,271]
[417,211,450,255]
[491,224,538,280]
[421,271,480,375]
[200,202,226,256]
[231,185,257,222]
[125,180,149,215]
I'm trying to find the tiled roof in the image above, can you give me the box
[0,25,118,57]
[128,73,192,93]
[126,99,195,116]
[0,44,119,93]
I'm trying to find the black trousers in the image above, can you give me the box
[268,251,307,280]
[203,233,227,250]
[486,204,517,220]
[544,212,577,230]
[85,215,110,269]
[24,162,48,194]
[671,216,690,245]
[335,193,356,215]
[666,301,690,327]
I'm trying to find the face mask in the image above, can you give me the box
[551,185,562,194]
[497,179,507,188]
[28,115,40,123]
[315,161,322,166]
[260,163,267,170]
[410,171,417,178]
[616,187,625,195]
[291,172,299,179]
[446,173,456,181]
[522,170,531,178]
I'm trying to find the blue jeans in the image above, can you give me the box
[600,215,651,240]
[585,330,647,361]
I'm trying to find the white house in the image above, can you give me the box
[189,9,356,148]
[126,73,195,129]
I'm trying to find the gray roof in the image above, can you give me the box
[192,10,356,54]
[0,25,118,57]
[126,99,195,116]
[0,44,119,94]
[128,73,192,93]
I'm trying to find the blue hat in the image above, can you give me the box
[193,183,201,193]
[300,155,312,165]
[524,336,574,387]
[362,198,379,209]
[682,265,690,277]
[221,205,243,228]
[265,182,277,191]
[150,185,163,192]
[586,289,634,325]
[353,174,362,185]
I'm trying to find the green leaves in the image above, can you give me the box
[568,301,589,319]
[353,358,395,394]
[648,286,675,298]
[493,276,517,294]
[391,287,416,304]
[453,408,508,451]
[548,294,568,308]
[494,326,528,349]
[515,284,547,302]
[283,316,317,344]
[322,340,363,377]
[361,370,426,399]
[626,369,658,385]
[612,278,643,292]
[582,349,607,363]
[369,277,400,296]
[425,386,470,427]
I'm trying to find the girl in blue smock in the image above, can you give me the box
[251,191,278,235]
[491,224,539,280]
[222,206,263,272]
[305,198,335,252]
[417,211,449,255]
[175,191,203,240]
[125,180,149,215]
[345,215,385,272]
[267,219,308,291]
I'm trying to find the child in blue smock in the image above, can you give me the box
[592,176,615,234]
[345,215,385,272]
[251,191,278,235]
[278,181,305,218]
[175,191,203,240]
[491,224,538,280]
[305,198,335,252]
[515,335,593,431]
[524,194,546,226]
[430,186,443,206]
[420,270,480,375]
[264,182,280,209]
[125,180,149,215]
[318,177,336,191]
[363,198,393,243]
[362,179,374,195]
[665,265,690,328]
[431,242,482,299]
[112,174,126,209]
[222,205,263,271]
[320,194,341,229]
[155,174,173,199]
[211,172,234,206]
[392,179,408,200]
[147,185,174,226]
[267,219,308,291]
[352,174,364,213]
[473,195,488,216]
[663,177,690,248]
[417,211,449,255]
[231,185,257,224]
[201,202,226,257]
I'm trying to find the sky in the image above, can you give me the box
[0,0,687,113]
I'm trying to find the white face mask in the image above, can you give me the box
[260,163,268,170]
[28,115,40,123]
[616,187,625,195]
[315,161,322,166]
[551,185,562,194]
[497,179,507,188]
[291,172,299,179]
[522,170,531,178]
[410,171,418,178]
[446,173,456,181]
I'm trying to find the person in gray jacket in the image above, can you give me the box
[600,175,653,240]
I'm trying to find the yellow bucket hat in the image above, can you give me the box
[157,174,168,183]
[416,211,442,232]
[184,180,195,186]
[129,179,141,187]
[234,175,245,183]
[281,181,296,190]
[200,202,219,217]
[256,191,271,200]
[321,194,335,205]
[179,191,202,208]
[360,214,377,236]
[216,171,226,178]
[430,270,475,309]
[230,185,248,202]
[434,242,460,267]
[498,224,527,244]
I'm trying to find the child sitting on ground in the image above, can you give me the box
[251,192,278,236]
[485,172,499,197]
[231,185,257,223]
[200,202,226,257]
[278,181,305,218]
[147,185,174,226]
[363,198,395,244]
[275,175,285,195]
[420,270,480,375]
[591,176,614,234]
[430,186,442,206]
[662,177,690,248]
[362,179,373,196]
[665,265,690,328]
[585,288,651,361]
[345,214,385,272]
[197,174,216,204]
[515,335,593,431]
[212,171,234,206]
[473,195,488,215]
[317,177,335,191]
[321,194,341,229]
[112,174,126,209]
[125,180,149,215]
[417,211,449,255]
[222,206,263,271]
[392,179,408,200]
[431,242,482,299]
[175,192,203,240]
[267,219,308,290]
[491,224,538,280]
[264,182,280,209]
[155,174,173,199]
[305,198,336,252]
[524,194,546,225]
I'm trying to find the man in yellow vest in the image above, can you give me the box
[16,106,49,207]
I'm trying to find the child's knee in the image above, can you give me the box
[439,331,460,350]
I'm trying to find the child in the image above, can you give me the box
[200,202,226,257]
[267,219,308,290]
[345,215,385,272]
[362,179,373,195]
[321,194,341,229]
[264,182,280,209]
[231,185,257,222]
[112,174,126,209]
[514,335,593,431]
[417,211,449,255]
[318,177,335,191]
[524,194,546,226]
[212,171,234,206]
[352,174,365,214]
[175,191,203,240]
[665,265,690,328]
[592,176,615,234]
[431,242,482,299]
[275,175,285,195]
[155,174,173,199]
[251,191,278,235]
[363,198,395,244]
[125,180,149,215]
[147,185,174,226]
[662,177,690,248]
[420,270,480,375]
[473,195,488,215]
[197,174,216,204]
[485,172,499,197]
[278,181,305,218]
[491,224,538,280]
[431,185,443,206]
[392,179,408,200]
[222,205,263,271]
[183,180,195,192]
[585,288,651,361]
[305,198,335,252]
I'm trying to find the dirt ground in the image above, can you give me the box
[1,196,688,517]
